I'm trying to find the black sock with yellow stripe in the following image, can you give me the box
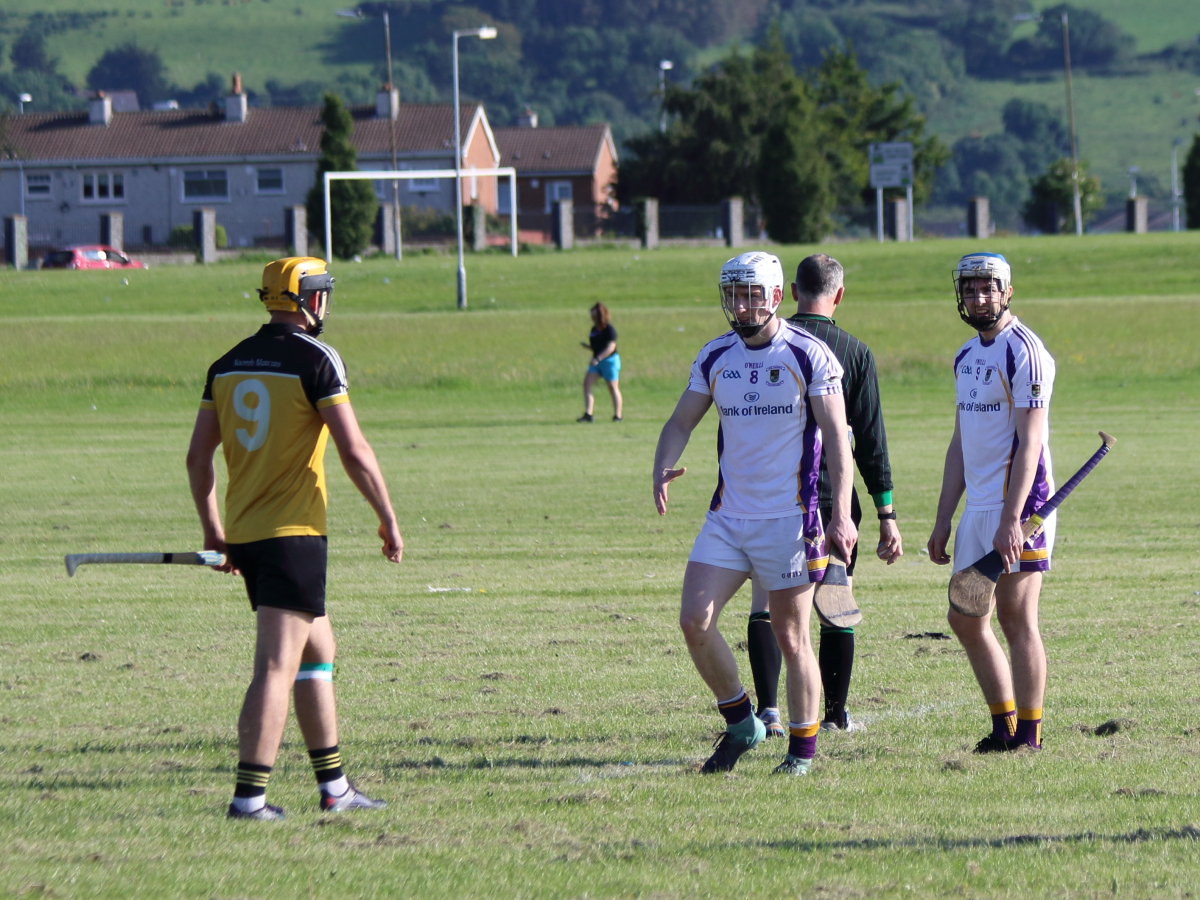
[234,761,271,798]
[308,745,344,787]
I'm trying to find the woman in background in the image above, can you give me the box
[579,302,623,422]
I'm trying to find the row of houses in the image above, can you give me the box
[0,80,619,254]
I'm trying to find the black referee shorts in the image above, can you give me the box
[226,536,328,617]
[820,489,863,577]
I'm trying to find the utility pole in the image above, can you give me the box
[1061,11,1083,236]
[383,11,401,261]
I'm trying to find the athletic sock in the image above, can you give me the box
[309,745,348,797]
[1014,708,1043,748]
[717,690,754,729]
[818,626,855,725]
[232,762,272,812]
[989,700,1017,741]
[787,721,819,761]
[746,612,782,713]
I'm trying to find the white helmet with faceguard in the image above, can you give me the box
[953,252,1012,332]
[719,251,785,340]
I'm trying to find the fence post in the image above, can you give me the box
[471,203,487,252]
[100,212,124,251]
[638,198,659,250]
[552,199,574,250]
[4,215,29,269]
[284,205,307,257]
[193,208,217,263]
[885,198,909,241]
[1125,196,1147,234]
[375,203,397,256]
[967,197,990,239]
[722,197,744,247]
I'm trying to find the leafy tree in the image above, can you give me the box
[1006,4,1133,71]
[1022,158,1102,233]
[941,133,1030,227]
[11,30,57,74]
[87,44,172,109]
[1001,98,1070,176]
[1183,134,1200,229]
[756,85,832,243]
[306,93,378,260]
[935,0,1027,79]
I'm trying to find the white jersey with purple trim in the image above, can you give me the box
[953,316,1056,513]
[687,323,844,520]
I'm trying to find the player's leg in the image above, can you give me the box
[579,370,599,421]
[994,571,1045,749]
[680,560,765,772]
[232,606,313,818]
[768,583,821,774]
[746,576,784,737]
[605,377,623,421]
[293,616,387,811]
[818,494,862,731]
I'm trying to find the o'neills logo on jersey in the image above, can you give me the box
[958,400,1002,412]
[719,403,795,417]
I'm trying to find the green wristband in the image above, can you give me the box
[871,491,893,509]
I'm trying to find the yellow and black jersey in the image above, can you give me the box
[200,323,349,543]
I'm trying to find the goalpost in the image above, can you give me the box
[323,168,519,260]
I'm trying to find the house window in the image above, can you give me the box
[497,184,512,215]
[545,180,572,212]
[183,169,229,200]
[25,174,51,198]
[408,175,439,193]
[256,168,284,194]
[81,172,125,203]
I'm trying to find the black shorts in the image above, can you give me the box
[820,489,863,577]
[226,536,328,617]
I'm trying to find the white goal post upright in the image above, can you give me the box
[323,168,519,265]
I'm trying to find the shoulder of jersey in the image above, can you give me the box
[290,332,348,379]
[697,330,740,353]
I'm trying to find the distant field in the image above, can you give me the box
[1032,0,1200,54]
[1,238,1199,897]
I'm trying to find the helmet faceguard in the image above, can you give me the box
[258,257,335,336]
[953,253,1012,332]
[719,252,785,340]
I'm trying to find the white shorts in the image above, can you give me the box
[687,512,826,591]
[953,507,1056,575]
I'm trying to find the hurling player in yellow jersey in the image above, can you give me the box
[186,257,403,821]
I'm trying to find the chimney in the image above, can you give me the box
[518,106,538,128]
[225,72,248,123]
[376,85,400,121]
[88,92,113,126]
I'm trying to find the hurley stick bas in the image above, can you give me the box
[65,551,227,577]
[948,431,1116,617]
[814,552,862,628]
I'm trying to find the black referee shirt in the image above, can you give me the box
[789,313,893,509]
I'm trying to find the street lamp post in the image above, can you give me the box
[1172,138,1184,233]
[658,60,673,133]
[1127,166,1139,199]
[336,8,402,261]
[453,26,497,310]
[1060,11,1083,236]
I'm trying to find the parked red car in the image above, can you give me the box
[42,245,147,270]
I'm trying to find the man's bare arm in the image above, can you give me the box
[320,402,403,563]
[927,412,965,566]
[993,406,1048,568]
[653,389,712,515]
[184,409,236,573]
[810,392,858,561]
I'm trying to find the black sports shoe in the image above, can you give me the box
[576,413,594,423]
[612,415,622,422]
[700,716,766,774]
[319,784,387,812]
[973,734,1020,754]
[227,801,285,821]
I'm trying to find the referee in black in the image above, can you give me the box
[746,254,902,736]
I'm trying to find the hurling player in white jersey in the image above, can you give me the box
[927,253,1057,754]
[653,251,857,777]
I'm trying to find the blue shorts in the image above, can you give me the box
[588,354,621,382]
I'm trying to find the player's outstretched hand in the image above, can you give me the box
[203,534,239,575]
[379,522,404,564]
[876,518,903,565]
[926,521,952,566]
[654,467,686,516]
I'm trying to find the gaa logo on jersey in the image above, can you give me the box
[1031,383,1042,398]
[767,367,783,385]
[744,392,760,403]
[721,369,741,379]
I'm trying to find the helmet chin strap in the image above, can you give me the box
[957,297,1009,332]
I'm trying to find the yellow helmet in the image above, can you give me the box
[258,256,335,335]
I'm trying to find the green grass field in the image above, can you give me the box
[1,236,1199,898]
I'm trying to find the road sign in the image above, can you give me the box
[869,142,913,189]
